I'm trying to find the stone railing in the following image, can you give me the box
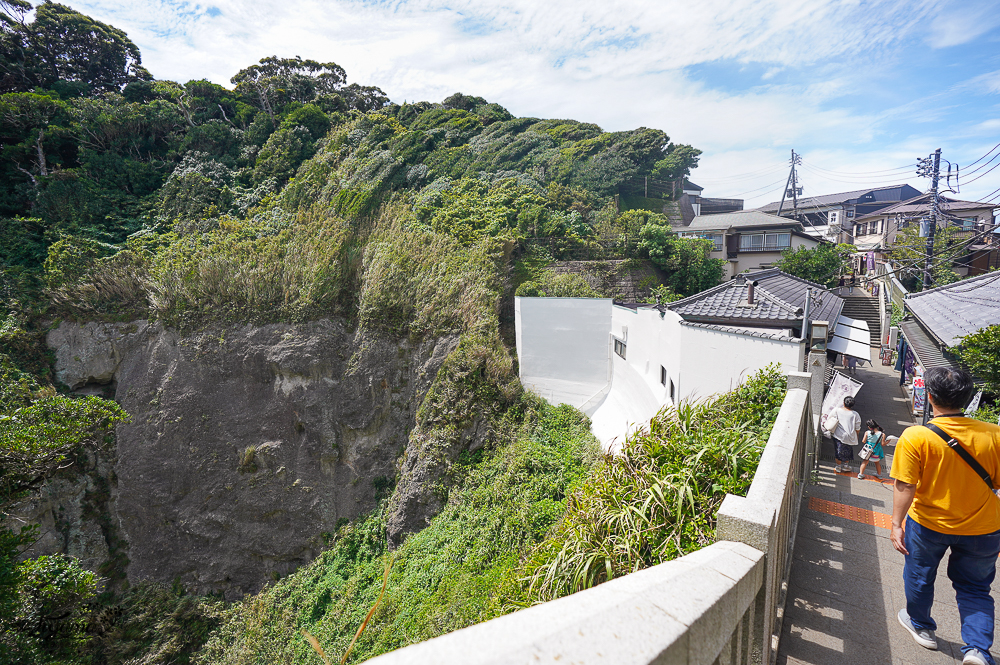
[367,372,817,665]
[876,261,908,312]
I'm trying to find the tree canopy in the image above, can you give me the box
[774,242,855,288]
[0,1,150,95]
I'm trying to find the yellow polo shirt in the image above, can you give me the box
[890,417,1000,535]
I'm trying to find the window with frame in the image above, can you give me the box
[670,378,675,403]
[660,365,667,386]
[846,210,855,218]
[614,338,626,359]
[741,232,790,251]
[960,216,977,231]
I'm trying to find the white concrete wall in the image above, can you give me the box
[515,298,805,450]
[679,325,804,401]
[515,297,612,410]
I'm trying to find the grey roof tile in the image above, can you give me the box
[755,184,914,212]
[904,272,1000,347]
[681,210,800,231]
[667,268,844,328]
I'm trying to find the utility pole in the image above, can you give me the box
[917,148,942,291]
[776,149,803,219]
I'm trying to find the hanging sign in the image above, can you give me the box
[967,390,983,416]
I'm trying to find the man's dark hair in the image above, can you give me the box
[844,396,855,408]
[924,367,975,411]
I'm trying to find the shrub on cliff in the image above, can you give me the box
[517,365,787,601]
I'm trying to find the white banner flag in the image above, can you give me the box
[967,390,983,416]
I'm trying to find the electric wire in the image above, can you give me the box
[961,158,1000,186]
[962,141,1000,170]
[727,178,790,198]
[803,163,916,176]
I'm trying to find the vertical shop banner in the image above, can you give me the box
[912,373,926,415]
[821,371,864,429]
[966,390,983,416]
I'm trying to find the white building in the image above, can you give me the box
[516,270,862,450]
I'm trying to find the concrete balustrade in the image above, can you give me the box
[369,372,817,665]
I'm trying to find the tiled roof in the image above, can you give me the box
[756,184,913,213]
[681,210,802,231]
[904,272,1000,347]
[855,194,997,222]
[679,321,799,341]
[752,269,844,324]
[667,268,843,328]
[899,320,960,371]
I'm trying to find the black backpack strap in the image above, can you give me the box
[925,423,996,491]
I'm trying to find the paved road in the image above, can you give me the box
[777,361,1000,664]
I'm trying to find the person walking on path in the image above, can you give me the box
[848,272,856,294]
[825,395,862,473]
[857,419,886,479]
[890,367,1000,665]
[838,274,845,294]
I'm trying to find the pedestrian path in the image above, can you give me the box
[777,360,1000,664]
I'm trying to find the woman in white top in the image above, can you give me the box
[827,395,862,473]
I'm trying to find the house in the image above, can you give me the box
[682,180,745,217]
[673,210,821,279]
[755,184,922,242]
[852,195,998,275]
[515,270,861,449]
[897,272,1000,415]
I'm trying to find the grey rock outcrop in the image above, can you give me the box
[45,319,457,598]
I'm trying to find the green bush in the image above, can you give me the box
[196,400,599,664]
[517,365,787,601]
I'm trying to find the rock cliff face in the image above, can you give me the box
[39,319,457,598]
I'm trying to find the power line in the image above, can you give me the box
[962,141,1000,170]
[804,163,916,176]
[728,177,790,198]
[961,158,1000,186]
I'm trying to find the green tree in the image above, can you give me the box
[639,222,724,296]
[955,324,1000,396]
[888,225,961,290]
[651,143,702,181]
[774,242,854,288]
[231,55,347,121]
[0,1,150,95]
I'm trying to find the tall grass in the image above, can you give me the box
[195,400,599,665]
[517,365,787,602]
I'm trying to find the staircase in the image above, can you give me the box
[839,293,881,347]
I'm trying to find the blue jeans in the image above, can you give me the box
[904,516,1000,663]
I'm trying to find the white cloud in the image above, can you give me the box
[59,0,1000,205]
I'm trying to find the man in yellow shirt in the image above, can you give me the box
[891,366,1000,665]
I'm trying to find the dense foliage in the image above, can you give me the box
[887,225,960,290]
[0,4,743,664]
[520,366,786,600]
[774,242,855,288]
[197,400,598,664]
[956,324,1000,397]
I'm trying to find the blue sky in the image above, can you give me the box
[62,0,1000,207]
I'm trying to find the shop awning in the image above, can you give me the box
[829,314,872,361]
[828,334,872,361]
[837,315,870,333]
[834,321,870,344]
[899,320,960,371]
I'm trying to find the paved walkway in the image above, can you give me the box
[777,361,1000,664]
